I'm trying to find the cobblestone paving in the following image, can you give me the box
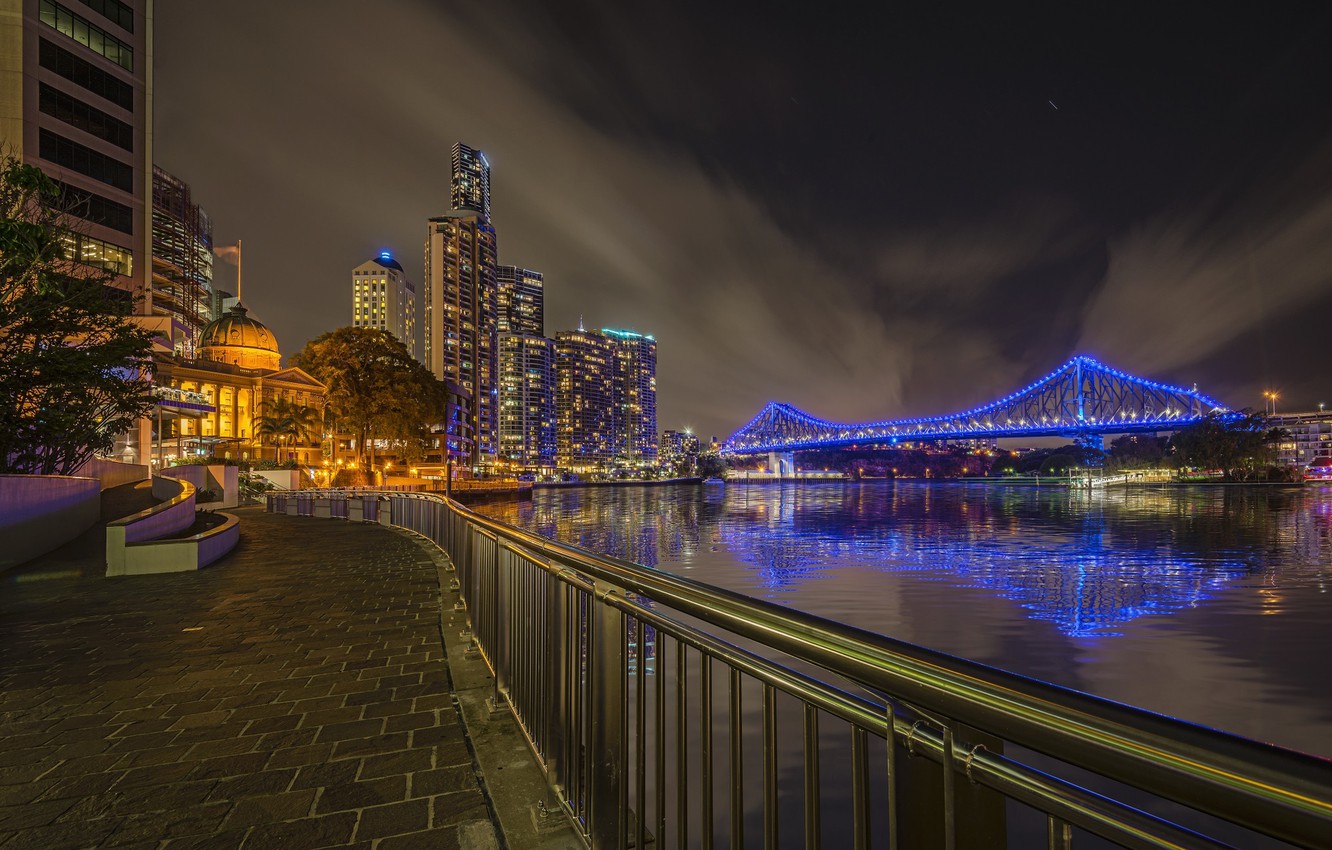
[0,508,492,849]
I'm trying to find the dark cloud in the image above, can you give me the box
[1079,142,1332,382]
[155,2,1332,438]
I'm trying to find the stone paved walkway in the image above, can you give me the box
[0,508,493,849]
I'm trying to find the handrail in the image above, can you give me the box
[432,494,1331,846]
[278,490,1332,848]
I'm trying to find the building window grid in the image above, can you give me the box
[38,37,134,111]
[40,127,133,192]
[38,0,134,71]
[38,82,133,151]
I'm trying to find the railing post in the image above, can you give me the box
[545,567,569,797]
[492,534,508,706]
[589,585,625,847]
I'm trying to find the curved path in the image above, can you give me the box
[0,508,494,849]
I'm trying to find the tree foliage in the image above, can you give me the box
[0,155,156,474]
[252,396,321,461]
[1106,434,1170,470]
[1168,411,1283,481]
[291,327,447,465]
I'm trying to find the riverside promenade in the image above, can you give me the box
[0,507,517,849]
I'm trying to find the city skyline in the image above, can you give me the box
[154,3,1332,439]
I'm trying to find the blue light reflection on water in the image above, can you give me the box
[483,481,1332,755]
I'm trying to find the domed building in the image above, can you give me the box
[198,303,283,371]
[152,302,327,465]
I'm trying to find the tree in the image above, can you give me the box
[0,155,156,475]
[696,452,727,479]
[292,328,447,468]
[1106,434,1169,470]
[252,396,321,461]
[1169,411,1279,481]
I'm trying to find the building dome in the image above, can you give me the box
[197,303,282,371]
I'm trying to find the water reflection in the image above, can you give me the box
[482,481,1332,754]
[488,482,1327,638]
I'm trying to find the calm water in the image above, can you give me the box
[483,481,1332,758]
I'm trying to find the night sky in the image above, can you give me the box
[155,2,1332,440]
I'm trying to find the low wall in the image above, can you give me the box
[162,464,239,507]
[76,458,150,490]
[0,475,101,573]
[116,512,241,576]
[106,477,197,575]
[254,469,302,491]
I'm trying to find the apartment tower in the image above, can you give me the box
[497,333,556,470]
[352,251,417,359]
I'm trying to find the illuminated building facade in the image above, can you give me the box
[661,429,701,470]
[605,328,659,466]
[151,165,213,355]
[153,303,327,465]
[498,334,556,469]
[556,329,616,469]
[450,142,490,221]
[554,327,659,470]
[424,210,498,468]
[352,251,416,359]
[497,265,543,336]
[1,0,151,305]
[1269,411,1332,468]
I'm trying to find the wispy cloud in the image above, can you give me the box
[1078,144,1332,379]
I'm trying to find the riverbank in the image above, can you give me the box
[534,476,702,489]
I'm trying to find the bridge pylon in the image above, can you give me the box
[768,452,795,477]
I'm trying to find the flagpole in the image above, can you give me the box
[236,238,243,303]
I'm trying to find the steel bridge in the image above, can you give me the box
[722,355,1227,455]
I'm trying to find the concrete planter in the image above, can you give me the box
[106,477,227,576]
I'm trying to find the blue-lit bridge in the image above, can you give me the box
[722,355,1228,455]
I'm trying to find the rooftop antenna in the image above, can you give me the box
[578,314,585,332]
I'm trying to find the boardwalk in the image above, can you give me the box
[0,508,494,849]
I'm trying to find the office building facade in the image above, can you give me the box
[497,333,556,470]
[1,0,151,306]
[352,251,417,359]
[497,264,543,337]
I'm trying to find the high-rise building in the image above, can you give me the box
[352,251,417,359]
[3,0,155,464]
[554,327,659,471]
[661,429,701,471]
[450,142,490,221]
[556,329,616,469]
[424,210,499,468]
[151,165,213,355]
[496,265,543,337]
[497,334,556,470]
[1,0,151,307]
[604,328,659,466]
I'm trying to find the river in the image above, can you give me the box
[481,480,1332,759]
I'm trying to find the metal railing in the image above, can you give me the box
[268,491,1332,849]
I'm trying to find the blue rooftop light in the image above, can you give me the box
[379,250,393,261]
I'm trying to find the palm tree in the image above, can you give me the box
[253,397,321,462]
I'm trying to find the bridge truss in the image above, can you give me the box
[722,355,1227,455]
